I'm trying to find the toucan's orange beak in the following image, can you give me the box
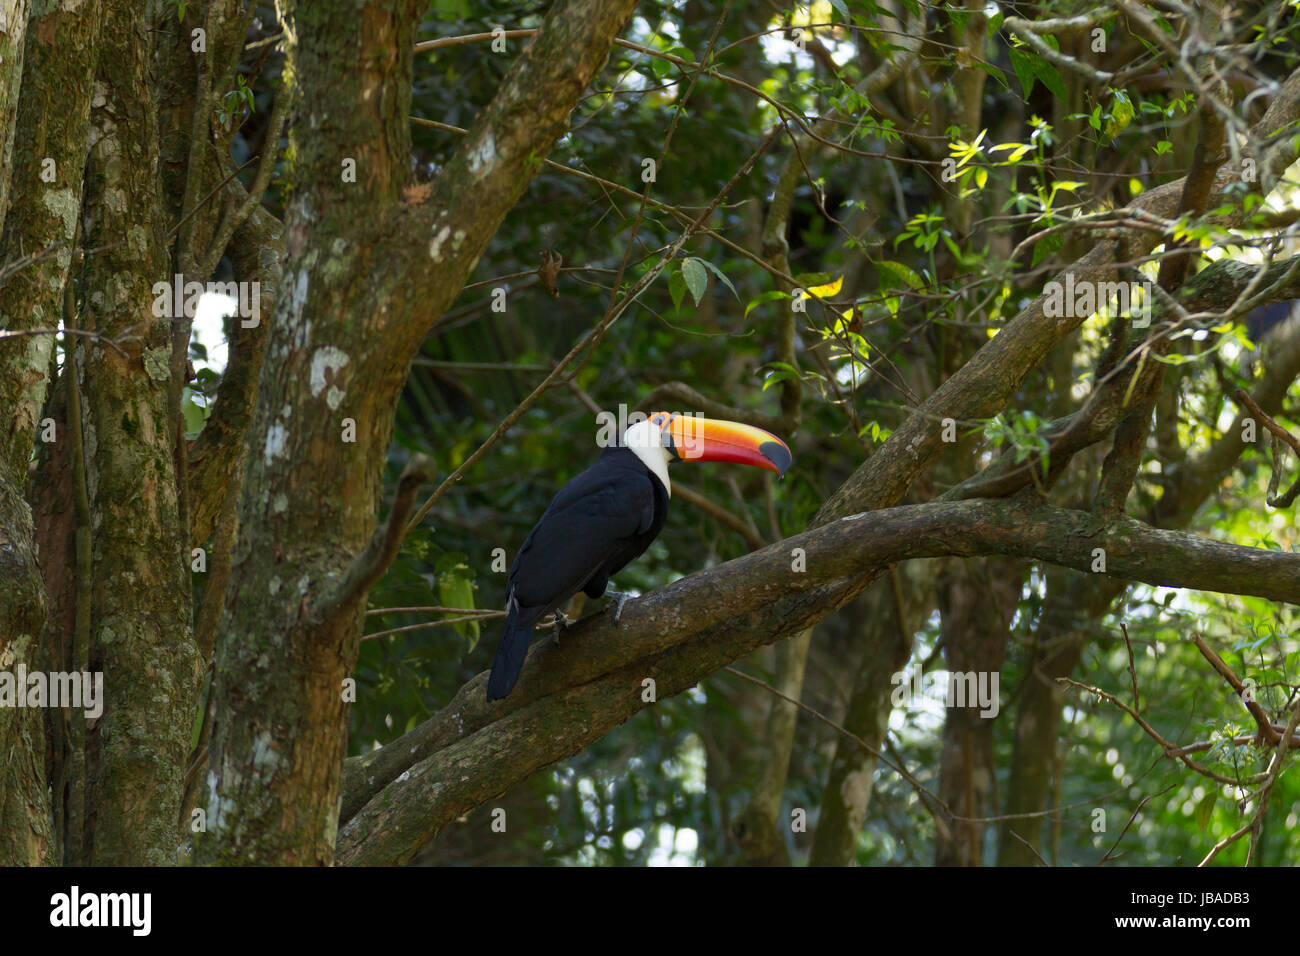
[651,412,792,477]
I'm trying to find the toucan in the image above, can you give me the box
[486,411,792,701]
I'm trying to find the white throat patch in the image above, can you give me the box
[623,419,672,497]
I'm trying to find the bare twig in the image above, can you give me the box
[1058,677,1254,786]
[672,483,764,550]
[723,664,954,837]
[1099,785,1176,865]
[361,612,505,642]
[0,326,134,358]
[366,605,498,616]
[1009,828,1052,866]
[1191,632,1281,745]
[1120,622,1140,712]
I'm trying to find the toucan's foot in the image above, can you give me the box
[551,611,573,646]
[606,590,631,625]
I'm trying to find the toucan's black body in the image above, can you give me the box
[486,446,669,701]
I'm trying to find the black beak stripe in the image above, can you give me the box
[760,440,792,478]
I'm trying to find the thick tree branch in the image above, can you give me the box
[1094,19,1228,514]
[378,0,642,342]
[945,252,1300,503]
[339,496,1300,853]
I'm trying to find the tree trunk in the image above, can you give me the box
[933,557,1024,866]
[197,0,640,864]
[77,0,201,865]
[0,0,99,867]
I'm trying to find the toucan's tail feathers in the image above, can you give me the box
[486,604,533,702]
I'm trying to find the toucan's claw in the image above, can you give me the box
[607,590,631,625]
[551,611,573,646]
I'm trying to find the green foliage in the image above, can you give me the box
[217,75,256,128]
[181,386,210,440]
[435,552,480,652]
[319,0,1300,866]
[679,256,707,307]
[984,410,1052,477]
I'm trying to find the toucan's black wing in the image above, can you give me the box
[488,459,658,702]
[508,460,658,615]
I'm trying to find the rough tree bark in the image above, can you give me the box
[196,0,641,865]
[0,0,98,868]
[76,0,201,866]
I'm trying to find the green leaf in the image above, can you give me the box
[1194,790,1218,832]
[436,553,480,653]
[681,257,708,306]
[760,360,798,390]
[877,259,925,290]
[1031,232,1063,267]
[1009,47,1036,97]
[761,368,799,391]
[668,270,686,311]
[1033,58,1067,100]
[744,289,791,317]
[1105,90,1134,139]
[697,258,739,299]
[977,60,1008,88]
[182,387,209,440]
[827,0,849,20]
[806,275,843,299]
